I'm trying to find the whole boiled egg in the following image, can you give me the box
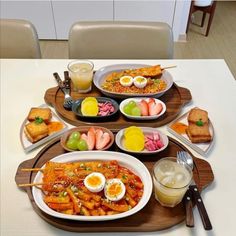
[84,172,106,193]
[119,76,133,87]
[104,178,126,201]
[133,76,147,89]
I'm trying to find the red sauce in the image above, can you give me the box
[171,122,188,135]
[47,121,63,134]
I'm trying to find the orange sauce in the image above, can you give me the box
[171,122,188,135]
[47,121,63,134]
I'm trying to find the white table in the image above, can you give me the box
[1,59,236,236]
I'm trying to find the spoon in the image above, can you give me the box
[177,151,212,230]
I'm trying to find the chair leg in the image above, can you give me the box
[201,12,206,27]
[205,1,217,36]
[186,1,195,33]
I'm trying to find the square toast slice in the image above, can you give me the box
[24,121,49,143]
[188,108,209,124]
[186,123,212,143]
[27,108,52,124]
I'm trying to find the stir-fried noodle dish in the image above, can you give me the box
[102,65,167,94]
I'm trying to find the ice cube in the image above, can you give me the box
[174,172,186,182]
[157,161,175,176]
[161,176,176,187]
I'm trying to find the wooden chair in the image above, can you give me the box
[0,19,41,59]
[186,1,217,36]
[68,21,174,59]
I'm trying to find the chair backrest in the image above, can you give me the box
[0,19,41,59]
[68,21,174,59]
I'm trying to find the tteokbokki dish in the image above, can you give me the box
[41,160,143,216]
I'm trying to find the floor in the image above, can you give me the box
[39,1,236,79]
[174,1,236,79]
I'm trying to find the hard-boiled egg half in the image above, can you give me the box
[120,76,133,87]
[84,172,106,193]
[133,76,147,89]
[104,178,126,201]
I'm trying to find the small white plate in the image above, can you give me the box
[119,97,166,120]
[115,127,169,155]
[167,107,214,156]
[20,104,68,153]
[32,151,152,221]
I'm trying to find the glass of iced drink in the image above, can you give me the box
[152,157,192,207]
[67,60,94,93]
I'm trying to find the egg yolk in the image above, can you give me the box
[87,176,102,187]
[107,183,122,197]
[136,77,145,83]
[121,77,131,83]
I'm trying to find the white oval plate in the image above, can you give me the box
[116,127,169,155]
[93,64,173,99]
[32,151,152,221]
[119,97,166,120]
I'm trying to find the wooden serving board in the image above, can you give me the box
[44,84,192,131]
[15,136,214,232]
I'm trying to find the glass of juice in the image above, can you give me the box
[67,60,94,93]
[152,157,192,207]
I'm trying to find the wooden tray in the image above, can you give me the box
[44,84,192,131]
[15,136,214,232]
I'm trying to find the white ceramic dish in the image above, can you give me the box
[32,151,153,221]
[119,97,166,120]
[167,107,214,156]
[115,127,169,155]
[20,104,68,153]
[93,64,173,99]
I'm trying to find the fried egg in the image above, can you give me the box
[104,178,126,201]
[133,76,147,89]
[84,172,106,193]
[120,76,133,87]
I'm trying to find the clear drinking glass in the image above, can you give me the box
[67,60,94,93]
[152,157,192,207]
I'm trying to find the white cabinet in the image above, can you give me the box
[0,0,56,39]
[114,0,191,41]
[114,0,175,27]
[52,0,113,39]
[0,0,190,41]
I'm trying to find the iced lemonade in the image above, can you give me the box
[68,61,94,93]
[153,158,192,207]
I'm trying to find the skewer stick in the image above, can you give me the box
[161,65,177,70]
[18,182,44,187]
[21,168,43,172]
[18,180,66,187]
[21,167,64,172]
